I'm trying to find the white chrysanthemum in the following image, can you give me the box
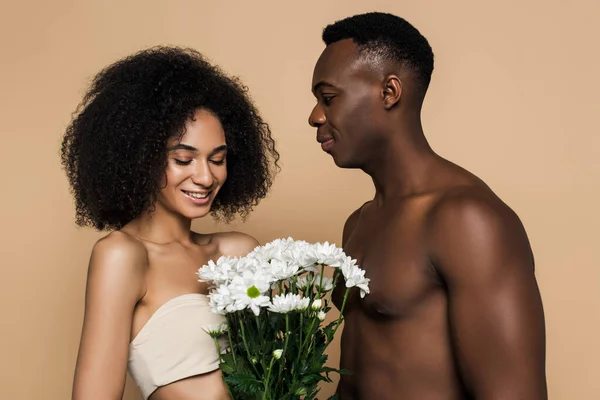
[269,258,301,281]
[297,274,334,293]
[246,238,318,282]
[202,323,228,337]
[228,271,271,316]
[314,275,334,292]
[248,237,294,261]
[289,240,319,271]
[296,274,313,290]
[295,296,310,310]
[268,293,305,313]
[317,311,327,321]
[341,256,370,298]
[236,255,270,275]
[314,241,346,267]
[208,285,234,315]
[197,255,238,285]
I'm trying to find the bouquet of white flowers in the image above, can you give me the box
[197,237,370,400]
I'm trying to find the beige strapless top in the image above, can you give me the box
[128,294,227,399]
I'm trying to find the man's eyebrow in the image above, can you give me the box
[312,81,336,94]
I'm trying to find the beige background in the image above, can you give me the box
[1,0,598,399]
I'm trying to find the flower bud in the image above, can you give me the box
[311,298,322,309]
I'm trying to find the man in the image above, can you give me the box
[309,12,547,399]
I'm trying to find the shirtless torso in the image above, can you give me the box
[334,161,546,399]
[310,15,547,399]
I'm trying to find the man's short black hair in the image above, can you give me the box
[323,12,434,96]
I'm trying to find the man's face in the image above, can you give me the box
[309,39,385,169]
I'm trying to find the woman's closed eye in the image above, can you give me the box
[174,158,193,166]
[210,158,226,166]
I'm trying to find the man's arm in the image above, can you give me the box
[429,193,547,399]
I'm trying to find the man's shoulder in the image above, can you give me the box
[345,201,370,223]
[342,201,371,245]
[428,183,519,230]
[425,183,533,275]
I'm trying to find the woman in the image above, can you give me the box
[62,46,279,400]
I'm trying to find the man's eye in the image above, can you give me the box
[322,96,334,105]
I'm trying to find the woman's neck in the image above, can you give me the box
[124,203,194,245]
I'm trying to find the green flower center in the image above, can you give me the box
[247,285,260,299]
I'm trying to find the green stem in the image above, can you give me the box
[274,314,290,398]
[226,322,237,365]
[280,314,290,361]
[213,337,223,364]
[331,287,351,338]
[239,317,261,376]
[255,315,261,334]
[298,311,303,355]
[263,357,277,400]
[299,316,317,355]
[290,275,297,294]
[318,265,325,293]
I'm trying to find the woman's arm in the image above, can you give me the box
[72,232,147,400]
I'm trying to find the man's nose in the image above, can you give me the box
[308,104,326,128]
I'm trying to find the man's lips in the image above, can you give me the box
[317,132,335,153]
[318,137,335,152]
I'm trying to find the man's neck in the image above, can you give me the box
[363,124,439,202]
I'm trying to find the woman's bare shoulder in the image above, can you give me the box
[86,231,148,298]
[208,231,260,258]
[92,231,148,263]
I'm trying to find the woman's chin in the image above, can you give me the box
[184,208,212,220]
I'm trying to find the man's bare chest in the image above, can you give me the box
[338,207,440,318]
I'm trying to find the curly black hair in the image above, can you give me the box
[323,12,434,96]
[61,46,280,231]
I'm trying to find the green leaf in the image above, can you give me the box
[219,362,235,375]
[224,373,263,396]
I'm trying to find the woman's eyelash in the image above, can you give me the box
[174,159,225,166]
[174,159,192,166]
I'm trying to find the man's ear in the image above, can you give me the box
[382,75,402,109]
